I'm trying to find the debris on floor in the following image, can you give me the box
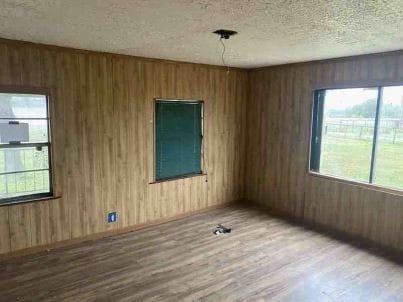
[213,224,231,235]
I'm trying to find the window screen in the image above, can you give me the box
[155,100,203,181]
[0,92,52,204]
[310,86,403,191]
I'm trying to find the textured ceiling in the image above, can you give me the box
[0,0,402,68]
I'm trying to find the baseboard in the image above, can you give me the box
[0,202,233,261]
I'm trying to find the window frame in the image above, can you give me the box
[309,84,403,195]
[153,98,205,183]
[0,87,54,206]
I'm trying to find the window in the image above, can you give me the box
[155,100,203,181]
[310,86,403,191]
[0,91,52,204]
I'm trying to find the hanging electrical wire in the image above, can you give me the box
[219,37,230,74]
[213,29,237,75]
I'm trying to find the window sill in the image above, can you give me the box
[0,195,62,207]
[308,171,403,197]
[150,173,207,184]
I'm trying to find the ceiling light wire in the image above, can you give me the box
[219,37,230,75]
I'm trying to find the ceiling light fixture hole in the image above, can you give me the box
[213,29,238,40]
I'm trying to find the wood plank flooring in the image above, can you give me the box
[0,205,402,302]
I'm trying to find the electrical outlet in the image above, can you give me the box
[108,212,117,223]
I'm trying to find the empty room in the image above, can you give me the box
[0,1,402,301]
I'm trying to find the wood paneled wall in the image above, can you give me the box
[0,39,248,255]
[1,36,402,255]
[245,51,403,250]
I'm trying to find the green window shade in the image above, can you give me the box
[155,101,202,181]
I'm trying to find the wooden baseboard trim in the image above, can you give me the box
[0,202,233,261]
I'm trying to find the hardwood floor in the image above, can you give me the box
[0,205,402,302]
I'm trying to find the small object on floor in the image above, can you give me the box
[214,224,231,235]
